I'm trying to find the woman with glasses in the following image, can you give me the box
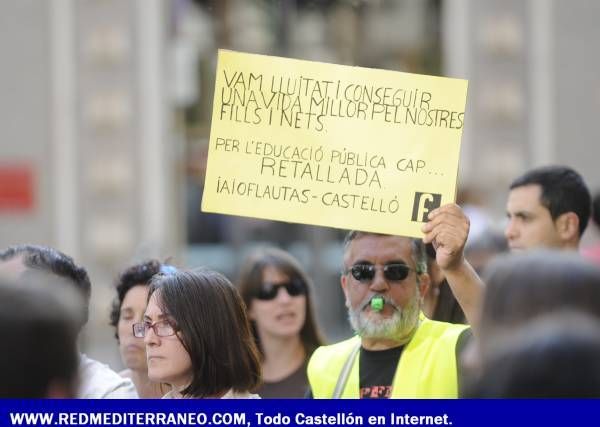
[237,247,324,398]
[134,269,261,398]
[110,260,176,398]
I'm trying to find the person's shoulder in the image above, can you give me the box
[221,390,261,399]
[78,354,138,398]
[313,335,360,354]
[419,317,470,337]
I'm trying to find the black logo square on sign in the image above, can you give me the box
[411,192,442,222]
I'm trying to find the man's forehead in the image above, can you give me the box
[507,184,544,210]
[344,234,413,263]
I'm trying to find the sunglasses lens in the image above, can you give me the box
[285,279,306,296]
[257,283,279,300]
[257,280,307,300]
[384,264,410,281]
[351,264,375,282]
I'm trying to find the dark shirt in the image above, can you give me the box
[257,362,309,398]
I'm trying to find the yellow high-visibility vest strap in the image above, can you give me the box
[307,319,469,398]
[307,335,361,398]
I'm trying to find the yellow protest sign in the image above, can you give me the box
[202,50,468,237]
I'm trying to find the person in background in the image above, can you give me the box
[0,244,138,398]
[476,250,600,358]
[505,165,591,251]
[466,311,600,398]
[0,277,81,398]
[136,269,261,398]
[422,243,466,324]
[582,191,600,264]
[110,260,176,397]
[237,247,325,397]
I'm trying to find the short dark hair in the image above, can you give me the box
[237,247,325,358]
[509,165,591,236]
[0,277,80,397]
[0,245,91,325]
[467,311,600,397]
[343,231,427,274]
[148,269,261,397]
[479,250,600,352]
[109,259,162,339]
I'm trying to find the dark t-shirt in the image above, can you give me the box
[257,362,309,398]
[359,345,403,398]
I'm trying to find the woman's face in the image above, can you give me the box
[248,266,307,340]
[117,284,149,372]
[143,292,193,389]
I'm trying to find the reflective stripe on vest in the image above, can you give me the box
[307,318,469,398]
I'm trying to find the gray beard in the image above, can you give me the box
[347,293,420,344]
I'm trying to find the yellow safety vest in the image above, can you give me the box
[307,318,469,398]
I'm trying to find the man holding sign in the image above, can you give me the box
[202,51,481,397]
[307,204,482,398]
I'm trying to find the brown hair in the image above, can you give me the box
[479,250,600,352]
[237,247,325,358]
[148,269,261,397]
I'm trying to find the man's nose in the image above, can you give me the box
[505,219,517,240]
[369,269,390,293]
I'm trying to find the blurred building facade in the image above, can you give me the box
[1,0,599,368]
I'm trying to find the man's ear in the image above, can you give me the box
[555,212,580,242]
[418,273,431,304]
[341,271,352,305]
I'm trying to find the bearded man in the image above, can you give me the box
[307,204,483,398]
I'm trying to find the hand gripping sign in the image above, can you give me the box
[201,50,468,238]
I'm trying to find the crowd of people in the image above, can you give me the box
[1,164,600,398]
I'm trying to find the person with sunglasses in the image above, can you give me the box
[134,269,261,398]
[237,247,325,398]
[307,204,483,398]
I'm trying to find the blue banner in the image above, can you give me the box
[0,399,595,427]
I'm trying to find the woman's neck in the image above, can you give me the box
[128,369,164,398]
[260,334,306,382]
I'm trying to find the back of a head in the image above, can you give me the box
[509,165,591,236]
[467,311,600,397]
[0,278,81,398]
[0,245,91,326]
[479,251,600,348]
[149,269,261,397]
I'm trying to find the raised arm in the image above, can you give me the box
[421,203,484,331]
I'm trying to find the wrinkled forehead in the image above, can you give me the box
[344,234,414,267]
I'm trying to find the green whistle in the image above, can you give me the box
[371,296,384,312]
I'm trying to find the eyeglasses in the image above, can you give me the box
[255,279,307,300]
[132,320,177,338]
[345,263,416,283]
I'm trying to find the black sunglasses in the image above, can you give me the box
[255,278,307,300]
[346,263,416,283]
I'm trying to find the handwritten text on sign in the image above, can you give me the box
[202,50,468,237]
